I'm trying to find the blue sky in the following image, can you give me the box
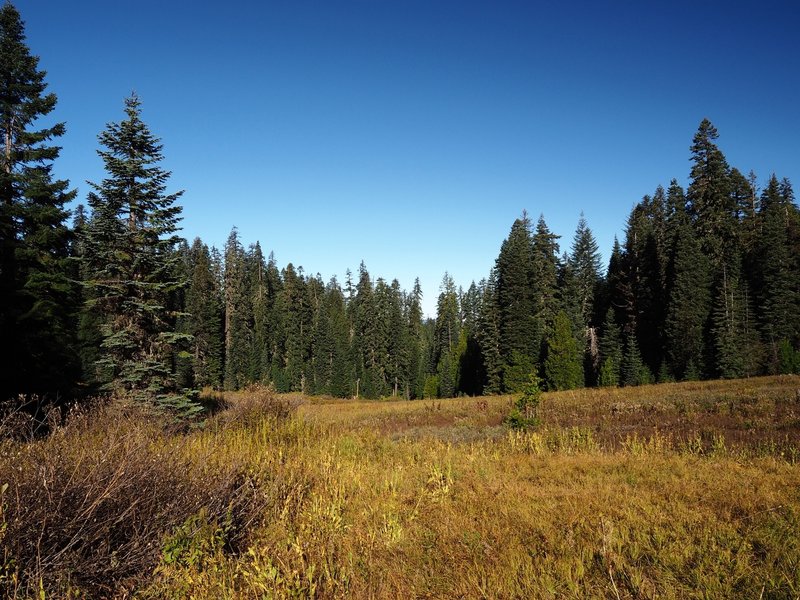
[16,0,800,316]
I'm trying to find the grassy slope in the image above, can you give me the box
[2,377,800,598]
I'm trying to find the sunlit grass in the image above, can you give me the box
[2,377,800,597]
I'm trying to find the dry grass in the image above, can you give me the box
[2,377,800,598]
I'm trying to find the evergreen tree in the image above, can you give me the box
[687,119,735,269]
[569,213,602,327]
[0,3,78,399]
[223,228,252,390]
[598,308,622,386]
[404,278,427,399]
[530,215,561,357]
[458,281,486,395]
[185,238,224,388]
[664,211,711,379]
[754,176,800,369]
[81,95,195,413]
[477,270,503,394]
[543,310,583,391]
[621,333,649,387]
[434,272,461,397]
[495,213,536,382]
[710,259,761,378]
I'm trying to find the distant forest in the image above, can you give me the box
[2,3,799,414]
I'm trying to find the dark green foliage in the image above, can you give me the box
[81,95,197,416]
[710,261,762,378]
[752,177,800,370]
[598,308,622,387]
[223,229,252,390]
[503,350,537,394]
[688,119,736,269]
[569,213,602,327]
[458,282,486,396]
[621,334,650,387]
[505,374,542,429]
[495,213,537,380]
[664,206,711,380]
[477,271,503,395]
[543,310,583,391]
[0,4,79,399]
[185,238,224,389]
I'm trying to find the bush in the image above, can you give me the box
[506,375,543,429]
[0,399,270,597]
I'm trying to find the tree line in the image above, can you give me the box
[2,3,798,414]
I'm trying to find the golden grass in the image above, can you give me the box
[3,377,800,598]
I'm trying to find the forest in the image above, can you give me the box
[1,1,799,418]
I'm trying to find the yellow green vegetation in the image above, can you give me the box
[2,376,800,598]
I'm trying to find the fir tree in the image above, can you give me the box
[569,213,602,327]
[81,95,196,414]
[0,3,78,399]
[687,119,735,269]
[664,203,711,379]
[185,238,224,388]
[223,228,252,390]
[495,213,536,380]
[543,310,583,391]
[598,308,622,387]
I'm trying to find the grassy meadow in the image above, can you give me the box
[2,376,800,598]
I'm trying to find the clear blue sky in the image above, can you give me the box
[16,0,800,316]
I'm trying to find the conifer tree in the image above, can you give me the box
[569,213,602,327]
[598,308,622,386]
[185,238,224,388]
[687,119,735,269]
[0,3,79,399]
[223,228,252,390]
[477,270,503,394]
[495,213,536,380]
[754,176,800,369]
[664,210,711,379]
[543,310,583,390]
[81,95,195,413]
[531,215,561,355]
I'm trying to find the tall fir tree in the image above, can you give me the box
[687,118,736,270]
[495,213,536,384]
[185,238,224,388]
[663,207,711,379]
[223,228,252,390]
[543,310,584,391]
[0,3,78,399]
[81,95,195,413]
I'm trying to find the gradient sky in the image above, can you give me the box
[15,0,800,316]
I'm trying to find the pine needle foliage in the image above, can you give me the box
[81,95,198,417]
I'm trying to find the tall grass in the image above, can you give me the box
[2,377,800,597]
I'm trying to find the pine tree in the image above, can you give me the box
[569,213,602,327]
[598,308,622,386]
[543,310,583,391]
[458,281,486,395]
[434,272,461,397]
[222,228,252,390]
[185,238,224,388]
[754,176,800,369]
[477,270,503,394]
[495,213,536,381]
[711,259,761,378]
[664,211,711,380]
[0,3,79,399]
[531,215,561,358]
[687,119,735,269]
[81,95,196,414]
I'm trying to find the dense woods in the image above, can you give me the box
[1,3,799,415]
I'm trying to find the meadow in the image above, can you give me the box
[2,376,799,598]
